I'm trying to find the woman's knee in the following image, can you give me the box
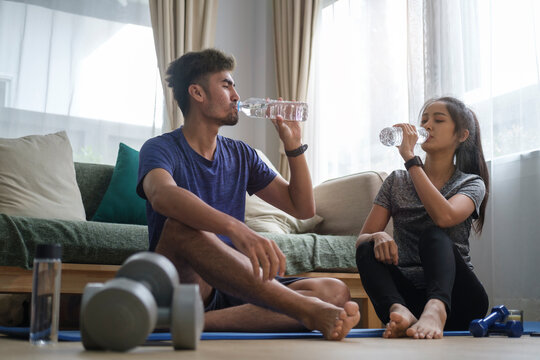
[356,241,375,262]
[418,227,453,253]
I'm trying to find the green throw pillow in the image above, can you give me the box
[92,143,147,225]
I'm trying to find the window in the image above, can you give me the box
[308,0,540,184]
[0,0,163,164]
[308,0,409,184]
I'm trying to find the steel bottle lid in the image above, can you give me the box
[35,243,62,260]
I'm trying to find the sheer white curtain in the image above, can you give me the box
[0,0,163,164]
[309,0,540,320]
[306,0,410,185]
[422,0,540,321]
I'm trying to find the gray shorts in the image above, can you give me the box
[204,276,305,312]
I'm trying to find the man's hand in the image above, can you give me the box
[269,97,303,151]
[372,231,399,265]
[226,221,287,281]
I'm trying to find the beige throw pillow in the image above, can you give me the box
[0,131,86,221]
[244,150,323,234]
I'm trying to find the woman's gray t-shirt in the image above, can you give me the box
[374,169,485,288]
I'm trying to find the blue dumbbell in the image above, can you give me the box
[469,305,509,337]
[489,320,523,338]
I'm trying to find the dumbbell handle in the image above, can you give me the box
[489,321,523,338]
[469,305,509,337]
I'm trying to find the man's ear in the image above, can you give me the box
[188,84,205,103]
[459,129,470,143]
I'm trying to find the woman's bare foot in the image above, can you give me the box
[383,304,417,338]
[405,299,447,339]
[302,300,360,340]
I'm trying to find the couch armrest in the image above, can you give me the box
[313,171,393,236]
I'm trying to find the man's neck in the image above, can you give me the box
[181,115,219,161]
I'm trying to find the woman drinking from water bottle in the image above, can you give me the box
[356,97,489,339]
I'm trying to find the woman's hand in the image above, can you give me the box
[372,231,399,265]
[394,123,419,162]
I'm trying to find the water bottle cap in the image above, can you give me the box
[35,243,62,260]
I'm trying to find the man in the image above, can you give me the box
[136,49,360,340]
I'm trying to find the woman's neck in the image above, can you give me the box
[423,152,456,189]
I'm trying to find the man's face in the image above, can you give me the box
[202,71,240,126]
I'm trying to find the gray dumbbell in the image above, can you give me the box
[80,252,204,352]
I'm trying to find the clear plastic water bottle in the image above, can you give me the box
[237,98,308,122]
[379,126,428,146]
[30,244,62,346]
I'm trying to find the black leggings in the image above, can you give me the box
[356,227,488,330]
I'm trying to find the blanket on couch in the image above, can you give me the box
[0,214,357,274]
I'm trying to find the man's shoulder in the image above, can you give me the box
[217,134,256,158]
[218,134,249,149]
[141,128,181,152]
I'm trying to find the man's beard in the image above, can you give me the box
[218,112,239,126]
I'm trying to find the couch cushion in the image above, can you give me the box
[0,214,148,269]
[245,150,323,234]
[74,162,114,220]
[92,143,147,225]
[0,131,86,221]
[314,171,388,235]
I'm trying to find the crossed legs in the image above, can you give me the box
[156,218,361,340]
[356,227,488,339]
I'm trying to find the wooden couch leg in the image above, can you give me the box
[361,297,382,329]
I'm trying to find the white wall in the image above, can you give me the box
[470,151,540,321]
[214,0,280,167]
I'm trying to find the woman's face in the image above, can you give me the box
[420,101,466,153]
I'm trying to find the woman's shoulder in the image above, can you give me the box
[387,169,410,182]
[453,169,484,185]
[450,169,486,193]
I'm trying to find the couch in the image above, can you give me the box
[0,160,391,329]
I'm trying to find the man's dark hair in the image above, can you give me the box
[166,48,236,116]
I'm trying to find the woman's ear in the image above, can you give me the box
[459,129,470,143]
[188,84,205,103]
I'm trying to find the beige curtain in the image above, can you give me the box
[273,0,320,179]
[149,0,219,130]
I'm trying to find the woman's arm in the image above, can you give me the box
[356,204,398,265]
[407,167,476,227]
[395,123,476,228]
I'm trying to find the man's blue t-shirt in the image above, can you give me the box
[136,127,277,251]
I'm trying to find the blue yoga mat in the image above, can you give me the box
[1,322,539,341]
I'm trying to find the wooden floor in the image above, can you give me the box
[1,334,538,360]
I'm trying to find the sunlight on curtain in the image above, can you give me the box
[310,0,540,320]
[308,0,540,182]
[0,0,163,164]
[306,0,410,185]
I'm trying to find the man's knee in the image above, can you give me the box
[323,278,351,306]
[159,218,201,247]
[298,278,351,306]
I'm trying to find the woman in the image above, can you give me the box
[356,97,489,339]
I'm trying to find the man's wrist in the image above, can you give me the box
[285,144,308,157]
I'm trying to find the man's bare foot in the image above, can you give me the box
[405,299,447,339]
[383,304,417,338]
[302,300,360,340]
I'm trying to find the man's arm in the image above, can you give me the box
[254,155,315,219]
[142,168,286,281]
[254,115,316,219]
